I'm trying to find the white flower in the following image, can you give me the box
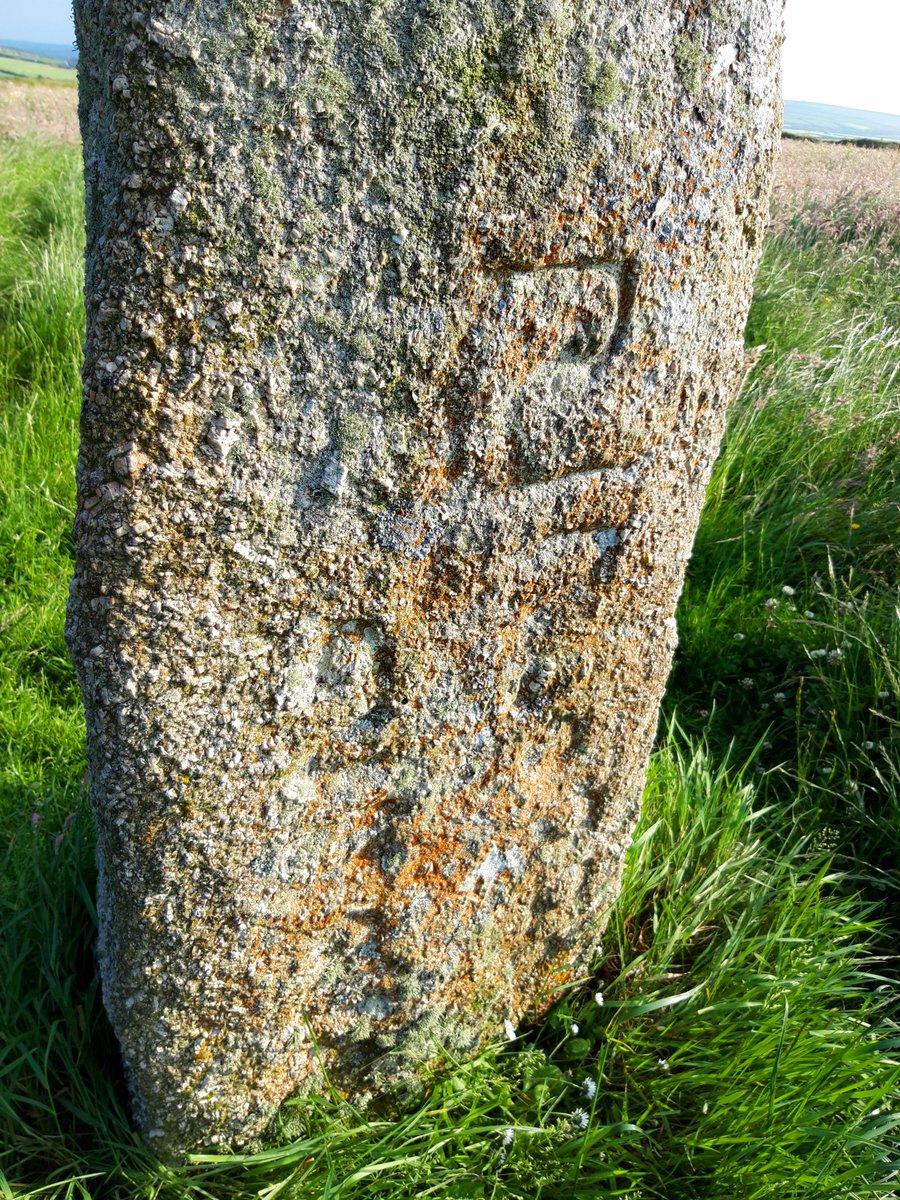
[827,648,843,664]
[739,677,755,690]
[583,1076,597,1100]
[503,1019,516,1041]
[733,632,745,641]
[782,585,796,596]
[804,610,816,619]
[774,692,787,703]
[657,1057,670,1072]
[594,990,604,1007]
[502,1127,515,1146]
[572,1107,590,1129]
[765,598,779,611]
[809,648,828,658]
[570,1022,579,1035]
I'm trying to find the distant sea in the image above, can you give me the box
[784,100,900,142]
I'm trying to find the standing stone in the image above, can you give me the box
[68,0,783,1156]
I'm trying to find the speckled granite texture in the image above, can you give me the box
[68,0,783,1157]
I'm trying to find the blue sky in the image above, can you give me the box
[1,0,898,117]
[0,0,74,46]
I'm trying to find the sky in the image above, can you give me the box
[1,0,899,117]
[783,0,900,115]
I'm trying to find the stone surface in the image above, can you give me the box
[68,0,783,1157]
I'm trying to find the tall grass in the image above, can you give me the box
[0,139,898,1198]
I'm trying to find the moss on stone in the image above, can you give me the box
[337,409,369,457]
[583,50,620,109]
[674,28,707,99]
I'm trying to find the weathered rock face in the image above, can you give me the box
[68,0,782,1156]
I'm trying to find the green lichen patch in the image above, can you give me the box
[582,50,620,109]
[674,27,708,99]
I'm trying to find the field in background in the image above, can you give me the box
[774,138,900,232]
[0,135,897,1197]
[0,54,76,83]
[0,79,78,142]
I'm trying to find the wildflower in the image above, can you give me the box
[502,1127,514,1146]
[774,692,787,703]
[503,1019,516,1041]
[733,632,745,642]
[809,648,828,658]
[570,1022,580,1036]
[594,991,604,1007]
[572,1107,590,1129]
[698,709,709,718]
[53,812,77,851]
[657,1057,670,1072]
[30,812,42,829]
[765,598,779,611]
[583,1076,597,1101]
[739,677,755,690]
[804,610,816,619]
[782,585,796,596]
[826,648,843,664]
[863,741,875,750]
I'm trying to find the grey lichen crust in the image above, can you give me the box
[68,0,783,1157]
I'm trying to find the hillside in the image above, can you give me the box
[784,98,900,142]
[0,39,77,64]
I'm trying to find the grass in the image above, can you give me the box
[0,136,898,1197]
[0,57,76,84]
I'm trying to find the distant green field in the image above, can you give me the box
[0,54,75,83]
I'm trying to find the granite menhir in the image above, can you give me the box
[68,0,783,1157]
